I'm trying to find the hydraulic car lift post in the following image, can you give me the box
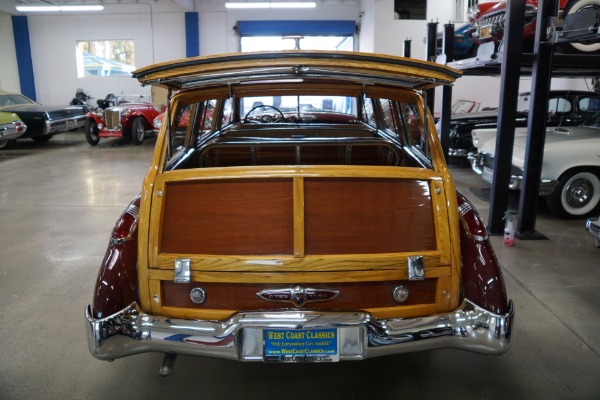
[425,21,438,113]
[516,0,558,239]
[439,22,456,161]
[487,0,526,235]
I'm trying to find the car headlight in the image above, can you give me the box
[153,118,162,129]
[122,109,131,119]
[472,132,479,148]
[467,5,480,22]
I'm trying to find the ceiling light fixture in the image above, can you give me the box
[225,2,316,9]
[16,5,105,12]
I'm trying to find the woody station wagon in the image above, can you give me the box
[85,51,513,375]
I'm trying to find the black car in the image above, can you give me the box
[0,91,88,149]
[446,90,600,157]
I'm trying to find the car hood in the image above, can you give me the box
[511,126,600,165]
[1,104,87,119]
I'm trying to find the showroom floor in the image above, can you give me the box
[0,131,599,399]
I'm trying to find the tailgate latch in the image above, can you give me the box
[174,258,191,283]
[408,255,425,280]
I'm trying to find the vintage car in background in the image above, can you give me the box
[0,91,88,146]
[85,51,513,375]
[0,111,27,149]
[447,90,600,157]
[436,23,478,60]
[86,98,159,146]
[469,110,600,218]
[468,0,600,54]
[586,215,600,247]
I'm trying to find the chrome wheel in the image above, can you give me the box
[563,0,600,54]
[131,117,145,145]
[548,170,600,217]
[85,119,100,146]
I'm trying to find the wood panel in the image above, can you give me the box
[304,178,436,254]
[161,279,437,310]
[160,179,294,255]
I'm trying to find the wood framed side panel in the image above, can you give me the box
[160,179,294,255]
[304,178,436,254]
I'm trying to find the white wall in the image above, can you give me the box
[195,2,362,54]
[0,12,21,92]
[0,0,591,108]
[23,3,185,106]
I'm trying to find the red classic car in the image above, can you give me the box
[86,100,159,146]
[469,0,600,53]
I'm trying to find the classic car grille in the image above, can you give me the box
[479,12,505,28]
[481,153,523,176]
[105,109,122,129]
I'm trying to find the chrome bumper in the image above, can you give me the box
[85,299,513,362]
[44,115,87,135]
[467,152,557,196]
[586,217,600,248]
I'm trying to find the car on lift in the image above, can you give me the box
[468,0,600,54]
[84,51,513,375]
[446,90,600,157]
[0,91,88,148]
[469,110,600,218]
[436,23,478,60]
[85,98,159,146]
[0,111,27,149]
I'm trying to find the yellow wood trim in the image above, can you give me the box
[435,276,453,312]
[149,279,162,314]
[147,266,452,283]
[364,304,438,319]
[155,303,438,321]
[293,177,305,258]
[155,165,444,183]
[155,252,442,271]
[134,51,461,87]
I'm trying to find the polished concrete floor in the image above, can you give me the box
[1,131,599,399]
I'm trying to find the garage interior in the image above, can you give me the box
[1,0,599,398]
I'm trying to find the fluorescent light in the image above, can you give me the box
[225,2,316,8]
[271,2,316,8]
[225,2,270,8]
[16,5,104,12]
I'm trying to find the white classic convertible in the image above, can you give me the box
[468,111,600,218]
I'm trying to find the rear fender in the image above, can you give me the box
[457,191,509,314]
[92,196,140,318]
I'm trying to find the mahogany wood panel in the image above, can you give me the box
[304,178,435,254]
[161,179,294,255]
[161,279,437,310]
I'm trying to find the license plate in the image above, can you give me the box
[263,328,339,362]
[480,25,492,39]
[482,166,494,184]
[65,119,75,129]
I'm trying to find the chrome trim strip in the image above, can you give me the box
[43,115,87,135]
[586,217,600,248]
[85,299,513,362]
[458,202,488,242]
[109,203,139,245]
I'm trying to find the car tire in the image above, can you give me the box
[31,134,53,143]
[546,169,600,218]
[131,117,145,145]
[0,139,16,150]
[85,119,100,146]
[559,0,600,54]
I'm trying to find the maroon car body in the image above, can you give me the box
[86,102,159,146]
[469,0,600,53]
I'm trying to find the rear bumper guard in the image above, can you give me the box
[86,298,513,362]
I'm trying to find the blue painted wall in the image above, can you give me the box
[11,16,36,100]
